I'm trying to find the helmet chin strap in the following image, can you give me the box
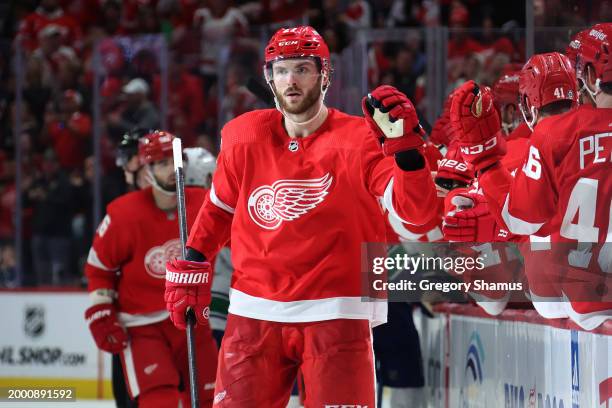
[584,77,601,104]
[146,166,175,196]
[521,104,538,131]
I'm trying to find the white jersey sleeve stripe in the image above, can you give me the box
[86,248,117,271]
[210,183,235,214]
[501,194,544,235]
[383,178,417,226]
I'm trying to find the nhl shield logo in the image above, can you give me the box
[24,306,45,338]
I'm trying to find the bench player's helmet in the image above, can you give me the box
[518,52,577,130]
[567,23,612,101]
[138,130,175,165]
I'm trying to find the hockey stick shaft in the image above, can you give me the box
[172,138,200,407]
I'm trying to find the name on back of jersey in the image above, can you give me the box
[579,132,611,170]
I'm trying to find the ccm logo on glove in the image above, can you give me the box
[166,271,209,284]
[460,135,498,155]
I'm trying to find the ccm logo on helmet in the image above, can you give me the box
[166,271,209,284]
[460,136,498,155]
[278,41,299,46]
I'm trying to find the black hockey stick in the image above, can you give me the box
[172,138,200,408]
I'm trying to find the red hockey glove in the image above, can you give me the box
[429,92,461,146]
[442,189,510,242]
[450,81,505,172]
[165,259,212,330]
[434,142,474,190]
[362,85,426,155]
[84,303,128,354]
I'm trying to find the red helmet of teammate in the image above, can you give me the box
[518,52,577,130]
[493,69,521,134]
[264,26,331,88]
[493,70,521,109]
[567,23,612,98]
[138,130,175,165]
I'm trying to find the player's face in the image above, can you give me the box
[271,58,322,115]
[150,158,175,191]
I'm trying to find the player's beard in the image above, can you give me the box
[154,174,176,192]
[276,77,322,115]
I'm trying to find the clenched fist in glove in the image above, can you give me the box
[165,259,212,330]
[362,85,426,155]
[442,189,509,242]
[450,80,505,172]
[84,303,128,354]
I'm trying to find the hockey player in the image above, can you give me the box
[84,131,218,407]
[116,128,152,191]
[448,38,611,329]
[163,26,438,407]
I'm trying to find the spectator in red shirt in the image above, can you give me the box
[17,0,82,52]
[47,89,92,171]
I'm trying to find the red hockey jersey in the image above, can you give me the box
[188,108,438,326]
[86,187,207,326]
[490,105,611,327]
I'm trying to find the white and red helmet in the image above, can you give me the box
[264,26,331,88]
[518,52,577,130]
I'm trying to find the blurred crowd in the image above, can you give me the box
[0,0,607,287]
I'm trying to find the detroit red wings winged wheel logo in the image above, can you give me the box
[144,238,182,278]
[247,173,333,230]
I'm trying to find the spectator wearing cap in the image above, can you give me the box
[106,78,160,140]
[47,90,92,171]
[17,0,82,52]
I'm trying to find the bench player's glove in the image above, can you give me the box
[84,303,128,354]
[442,189,509,242]
[362,85,426,156]
[450,80,505,172]
[165,259,212,330]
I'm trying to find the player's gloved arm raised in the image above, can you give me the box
[450,80,506,173]
[362,85,427,169]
